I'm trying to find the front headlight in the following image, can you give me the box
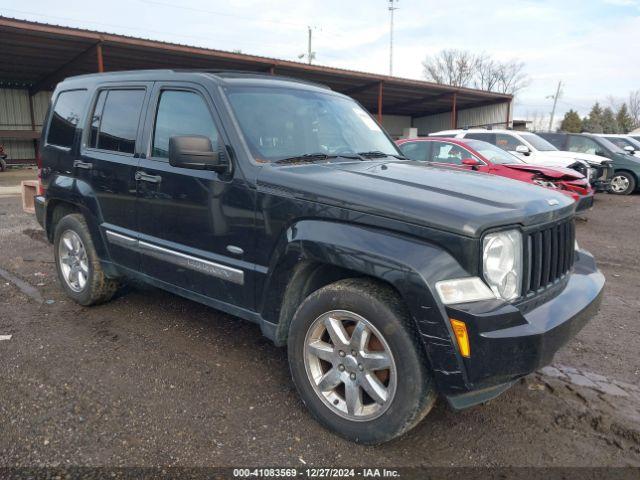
[483,229,523,301]
[533,178,559,189]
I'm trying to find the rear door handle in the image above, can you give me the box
[135,171,162,184]
[73,160,93,170]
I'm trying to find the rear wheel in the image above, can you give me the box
[53,213,119,305]
[610,171,636,195]
[287,278,437,444]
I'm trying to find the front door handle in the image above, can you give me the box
[73,160,93,170]
[135,171,162,184]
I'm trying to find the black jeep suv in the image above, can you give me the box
[35,70,605,444]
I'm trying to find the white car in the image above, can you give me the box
[430,129,609,187]
[594,134,640,158]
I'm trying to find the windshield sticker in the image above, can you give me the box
[353,108,382,132]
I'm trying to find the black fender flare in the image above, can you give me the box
[260,219,471,392]
[44,174,115,273]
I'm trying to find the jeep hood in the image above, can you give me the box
[257,160,574,238]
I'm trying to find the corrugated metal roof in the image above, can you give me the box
[0,15,511,118]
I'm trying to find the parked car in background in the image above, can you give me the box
[396,137,594,211]
[538,132,640,195]
[430,129,612,192]
[34,70,605,444]
[594,134,640,158]
[0,144,7,172]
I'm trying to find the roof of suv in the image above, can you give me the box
[57,69,332,92]
[431,129,521,136]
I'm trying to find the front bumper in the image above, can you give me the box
[443,248,604,408]
[575,192,594,212]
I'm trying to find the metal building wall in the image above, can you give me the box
[0,88,51,161]
[413,102,511,135]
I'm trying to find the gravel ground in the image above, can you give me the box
[0,172,639,467]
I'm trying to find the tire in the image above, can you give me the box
[287,278,437,444]
[609,171,636,195]
[0,158,6,172]
[53,213,119,306]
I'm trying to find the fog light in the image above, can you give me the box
[450,319,470,358]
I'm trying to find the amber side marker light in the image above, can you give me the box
[450,319,470,358]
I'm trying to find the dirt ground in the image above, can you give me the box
[0,169,639,468]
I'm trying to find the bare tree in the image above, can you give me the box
[423,49,529,96]
[629,89,640,129]
[422,49,479,87]
[473,54,501,92]
[494,60,529,95]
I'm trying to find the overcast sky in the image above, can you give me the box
[2,0,639,121]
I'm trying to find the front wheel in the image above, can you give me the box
[609,172,636,195]
[287,278,437,444]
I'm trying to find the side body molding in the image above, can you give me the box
[105,231,245,285]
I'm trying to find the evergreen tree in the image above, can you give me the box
[582,103,604,133]
[616,103,634,133]
[601,107,619,133]
[559,110,582,132]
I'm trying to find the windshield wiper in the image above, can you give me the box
[274,152,362,164]
[357,151,407,160]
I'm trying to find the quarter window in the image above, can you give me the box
[47,90,87,148]
[90,89,145,154]
[152,90,219,159]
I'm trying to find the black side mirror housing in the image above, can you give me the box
[168,135,227,172]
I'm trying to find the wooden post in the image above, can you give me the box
[268,66,275,75]
[96,43,104,73]
[451,92,457,129]
[505,100,511,128]
[28,93,38,161]
[377,81,384,123]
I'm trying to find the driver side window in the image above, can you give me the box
[429,142,476,165]
[567,136,599,155]
[495,134,524,151]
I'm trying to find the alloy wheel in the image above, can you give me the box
[58,230,89,292]
[611,175,630,194]
[303,310,397,421]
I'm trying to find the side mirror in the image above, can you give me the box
[595,150,608,158]
[623,145,635,154]
[168,135,228,172]
[515,145,531,155]
[462,158,480,169]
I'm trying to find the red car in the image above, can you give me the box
[396,137,594,211]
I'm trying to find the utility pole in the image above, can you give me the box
[388,0,399,76]
[547,81,562,132]
[298,26,316,64]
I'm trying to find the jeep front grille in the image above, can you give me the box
[523,218,575,295]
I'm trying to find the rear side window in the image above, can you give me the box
[47,90,87,148]
[89,89,145,154]
[152,90,219,159]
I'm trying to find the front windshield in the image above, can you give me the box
[224,86,400,162]
[519,133,558,151]
[465,140,524,164]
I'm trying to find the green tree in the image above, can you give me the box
[559,109,582,132]
[582,102,604,133]
[601,107,619,133]
[616,103,634,133]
